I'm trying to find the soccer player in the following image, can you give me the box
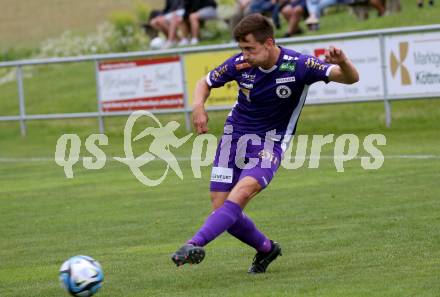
[171,13,359,273]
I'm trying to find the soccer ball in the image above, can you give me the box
[59,255,104,297]
[150,36,164,50]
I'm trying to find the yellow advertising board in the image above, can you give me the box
[184,50,239,107]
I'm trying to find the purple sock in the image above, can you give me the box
[188,200,242,247]
[227,213,272,252]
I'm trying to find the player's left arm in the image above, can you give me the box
[325,46,359,84]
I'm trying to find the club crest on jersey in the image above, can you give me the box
[279,62,296,72]
[276,85,292,98]
[258,149,278,165]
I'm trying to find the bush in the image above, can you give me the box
[0,47,35,62]
[39,24,110,57]
[109,10,149,52]
[134,2,151,24]
[37,14,151,58]
[6,4,152,60]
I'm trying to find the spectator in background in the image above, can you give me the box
[149,0,185,48]
[367,0,386,16]
[247,0,282,28]
[345,0,385,18]
[417,0,434,6]
[229,0,252,30]
[280,0,309,37]
[304,0,346,31]
[179,0,218,46]
[304,0,385,33]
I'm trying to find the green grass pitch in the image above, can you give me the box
[0,98,439,296]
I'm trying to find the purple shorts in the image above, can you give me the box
[210,134,282,192]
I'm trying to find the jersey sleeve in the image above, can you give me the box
[300,54,336,85]
[206,57,237,88]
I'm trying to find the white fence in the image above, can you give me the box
[1,24,439,136]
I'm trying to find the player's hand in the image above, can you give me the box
[192,105,209,134]
[324,46,348,65]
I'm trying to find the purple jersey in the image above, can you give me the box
[206,46,335,151]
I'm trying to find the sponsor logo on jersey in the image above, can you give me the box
[239,81,254,89]
[279,62,296,72]
[211,64,228,81]
[241,73,256,81]
[211,167,233,183]
[276,85,292,98]
[276,76,296,84]
[236,62,251,70]
[240,87,251,102]
[305,57,326,71]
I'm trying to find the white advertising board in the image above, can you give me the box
[285,37,384,104]
[384,32,440,98]
[98,57,184,111]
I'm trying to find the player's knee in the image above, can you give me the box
[210,192,228,210]
[232,189,249,202]
[233,180,260,200]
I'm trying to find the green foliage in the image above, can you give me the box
[134,1,151,23]
[0,47,34,62]
[110,11,137,33]
[0,100,440,296]
[109,10,149,52]
[0,1,439,296]
[36,9,151,58]
[1,0,439,58]
[218,0,236,5]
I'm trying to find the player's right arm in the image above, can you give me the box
[192,55,240,134]
[192,78,211,134]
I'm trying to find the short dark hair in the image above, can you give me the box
[233,14,274,43]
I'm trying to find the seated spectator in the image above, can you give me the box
[179,0,218,46]
[149,0,185,48]
[369,0,386,15]
[345,0,385,19]
[305,0,384,32]
[304,0,345,31]
[143,9,162,39]
[247,0,283,28]
[280,0,309,37]
[417,0,434,7]
[229,0,252,30]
